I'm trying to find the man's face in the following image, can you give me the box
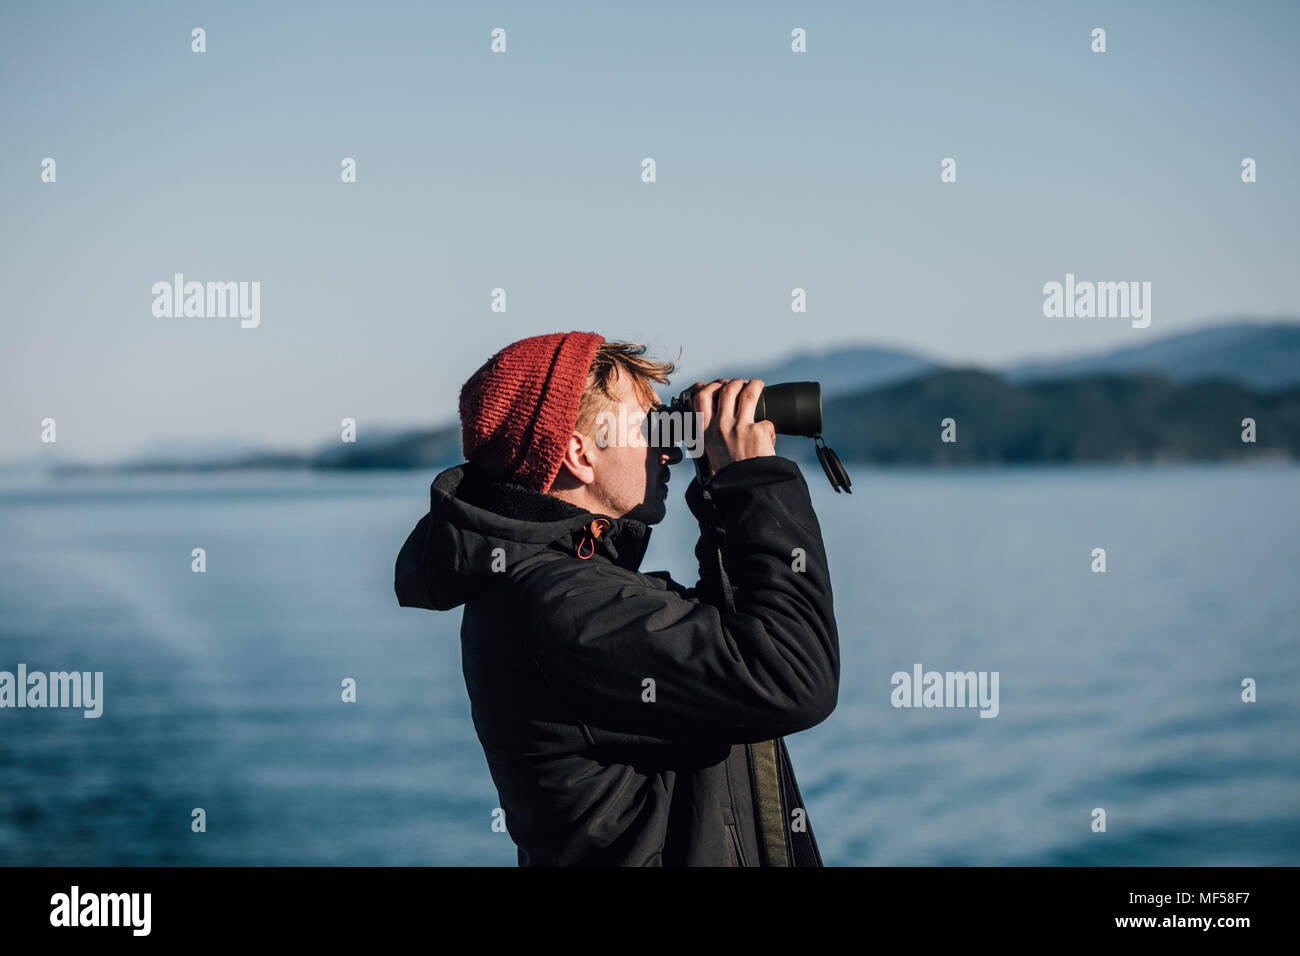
[586,370,683,525]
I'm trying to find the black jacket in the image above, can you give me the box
[394,454,840,866]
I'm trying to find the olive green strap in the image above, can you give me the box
[705,516,791,867]
[749,739,791,867]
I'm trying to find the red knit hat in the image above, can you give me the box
[459,331,606,493]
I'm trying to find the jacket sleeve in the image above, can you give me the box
[648,470,729,607]
[517,455,840,744]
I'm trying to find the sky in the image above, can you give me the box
[2,0,1297,462]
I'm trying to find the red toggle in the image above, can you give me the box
[576,518,611,559]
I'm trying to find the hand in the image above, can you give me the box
[690,378,776,478]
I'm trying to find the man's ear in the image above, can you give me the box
[556,431,596,486]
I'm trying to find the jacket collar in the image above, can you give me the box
[449,462,652,572]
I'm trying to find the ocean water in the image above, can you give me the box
[0,464,1296,866]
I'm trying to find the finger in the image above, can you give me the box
[735,378,764,426]
[687,380,725,405]
[692,381,725,433]
[692,381,724,407]
[715,379,747,430]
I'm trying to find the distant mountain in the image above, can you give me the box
[120,436,272,466]
[54,426,463,476]
[54,367,1300,475]
[697,321,1300,402]
[1006,321,1300,392]
[810,369,1299,464]
[694,344,939,401]
[46,321,1300,476]
[54,449,314,476]
[308,369,1300,470]
[309,425,461,470]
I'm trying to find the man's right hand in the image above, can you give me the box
[690,378,777,479]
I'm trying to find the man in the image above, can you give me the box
[394,330,839,866]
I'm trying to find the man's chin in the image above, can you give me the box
[628,498,668,526]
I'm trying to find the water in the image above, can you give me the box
[1,464,1296,866]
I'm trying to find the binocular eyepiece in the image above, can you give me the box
[654,380,852,494]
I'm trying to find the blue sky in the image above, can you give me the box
[2,0,1297,462]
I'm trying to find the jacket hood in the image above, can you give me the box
[394,462,653,612]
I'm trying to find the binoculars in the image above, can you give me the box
[653,380,852,494]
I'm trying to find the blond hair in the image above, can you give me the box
[575,341,680,438]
